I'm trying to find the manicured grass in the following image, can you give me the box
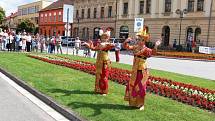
[0,52,214,121]
[60,54,215,90]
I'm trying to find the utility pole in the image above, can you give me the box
[206,0,213,46]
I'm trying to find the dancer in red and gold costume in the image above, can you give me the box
[84,29,115,96]
[123,28,161,110]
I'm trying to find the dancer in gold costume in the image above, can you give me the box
[84,29,115,95]
[123,27,161,110]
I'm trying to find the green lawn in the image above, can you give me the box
[0,52,214,121]
[60,54,215,90]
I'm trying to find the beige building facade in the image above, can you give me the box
[17,0,53,27]
[73,0,215,47]
[73,0,117,40]
[2,12,18,30]
[116,0,215,47]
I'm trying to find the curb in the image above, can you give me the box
[0,68,86,121]
[152,56,215,62]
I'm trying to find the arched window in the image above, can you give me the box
[120,26,129,39]
[162,26,170,46]
[186,27,193,42]
[93,27,100,39]
[195,28,201,43]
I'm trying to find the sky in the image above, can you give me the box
[0,0,36,16]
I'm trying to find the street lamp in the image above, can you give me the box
[77,17,80,37]
[175,9,187,45]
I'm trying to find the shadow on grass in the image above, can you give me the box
[48,89,94,96]
[68,102,136,116]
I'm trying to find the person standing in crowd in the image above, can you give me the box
[192,40,196,53]
[22,32,27,52]
[32,35,38,52]
[56,35,63,54]
[7,32,14,51]
[75,37,81,55]
[173,39,177,50]
[50,36,56,54]
[71,39,76,55]
[83,29,115,96]
[0,32,3,50]
[123,27,161,110]
[3,30,8,50]
[114,40,121,62]
[39,35,45,53]
[26,33,32,52]
[15,32,21,51]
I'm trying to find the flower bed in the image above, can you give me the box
[156,51,215,60]
[28,54,215,112]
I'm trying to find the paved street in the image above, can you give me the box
[62,47,215,80]
[0,73,68,121]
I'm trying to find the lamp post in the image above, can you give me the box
[175,9,187,45]
[77,17,80,37]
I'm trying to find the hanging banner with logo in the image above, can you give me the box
[134,18,144,32]
[63,4,74,23]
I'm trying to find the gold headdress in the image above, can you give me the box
[99,29,111,40]
[136,27,150,41]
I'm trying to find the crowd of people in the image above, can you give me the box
[0,30,63,54]
[0,29,123,62]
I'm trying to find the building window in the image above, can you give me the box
[18,9,22,16]
[22,8,28,15]
[101,7,104,18]
[35,6,39,12]
[165,0,171,12]
[58,12,62,21]
[108,6,112,17]
[40,14,43,23]
[28,7,36,14]
[94,8,97,18]
[49,13,52,22]
[54,12,56,22]
[123,2,128,15]
[45,14,47,23]
[188,0,194,12]
[81,9,85,19]
[139,1,144,14]
[87,8,91,18]
[197,0,204,11]
[35,17,39,24]
[146,0,151,13]
[76,10,79,18]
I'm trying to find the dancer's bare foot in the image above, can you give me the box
[139,105,144,111]
[102,94,107,96]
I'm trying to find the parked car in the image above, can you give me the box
[61,36,75,45]
[109,38,126,51]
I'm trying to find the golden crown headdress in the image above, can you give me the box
[99,28,111,37]
[136,27,150,41]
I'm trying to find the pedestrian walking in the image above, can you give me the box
[26,33,32,52]
[75,37,81,55]
[114,40,121,62]
[56,35,63,54]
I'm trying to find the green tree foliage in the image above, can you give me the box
[0,7,6,23]
[16,19,36,34]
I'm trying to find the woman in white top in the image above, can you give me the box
[26,33,32,52]
[22,32,27,52]
[75,37,81,55]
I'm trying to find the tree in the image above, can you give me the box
[16,19,36,33]
[0,7,6,23]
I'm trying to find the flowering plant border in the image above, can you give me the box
[28,54,215,112]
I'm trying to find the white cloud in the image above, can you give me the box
[0,0,34,16]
